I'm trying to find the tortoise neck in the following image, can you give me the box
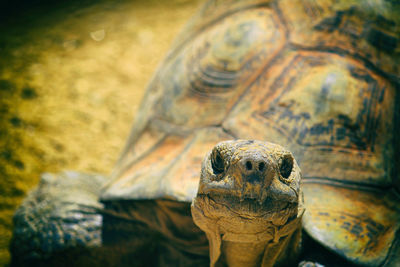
[214,220,301,267]
[191,200,304,267]
[219,240,268,267]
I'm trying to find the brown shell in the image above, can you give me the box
[101,0,400,265]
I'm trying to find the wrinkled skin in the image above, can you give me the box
[192,140,304,267]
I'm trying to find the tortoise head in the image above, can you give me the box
[192,140,303,242]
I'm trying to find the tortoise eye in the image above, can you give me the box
[279,154,293,179]
[211,150,225,175]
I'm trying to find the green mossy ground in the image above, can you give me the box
[0,0,201,265]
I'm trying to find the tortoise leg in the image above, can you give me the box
[11,171,106,267]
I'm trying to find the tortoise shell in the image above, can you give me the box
[101,0,400,265]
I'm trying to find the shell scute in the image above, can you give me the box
[102,127,234,202]
[152,8,286,128]
[303,183,400,266]
[279,0,400,81]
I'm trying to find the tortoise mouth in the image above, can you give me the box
[196,192,298,221]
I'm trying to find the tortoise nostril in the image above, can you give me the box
[258,162,265,172]
[245,161,253,171]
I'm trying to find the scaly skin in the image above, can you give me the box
[11,171,106,266]
[192,140,304,267]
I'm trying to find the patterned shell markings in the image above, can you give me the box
[101,0,400,266]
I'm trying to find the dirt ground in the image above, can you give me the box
[0,0,202,265]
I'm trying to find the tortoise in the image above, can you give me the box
[11,0,400,266]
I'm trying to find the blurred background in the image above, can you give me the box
[0,0,202,265]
